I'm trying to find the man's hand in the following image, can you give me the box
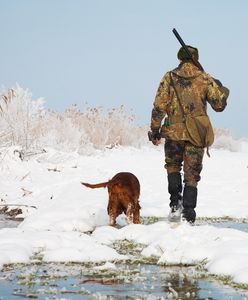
[148,130,161,146]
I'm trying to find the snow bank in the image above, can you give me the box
[1,221,248,284]
[0,228,126,264]
[1,145,247,223]
[92,222,248,283]
[0,145,248,285]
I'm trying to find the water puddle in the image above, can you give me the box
[0,214,22,230]
[0,263,247,300]
[209,221,248,233]
[194,218,248,236]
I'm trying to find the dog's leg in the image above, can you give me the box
[109,213,117,227]
[133,208,140,224]
[108,200,118,227]
[132,200,141,224]
[126,202,134,224]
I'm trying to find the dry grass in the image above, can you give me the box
[0,85,148,156]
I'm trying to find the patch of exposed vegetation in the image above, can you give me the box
[195,272,248,291]
[112,239,158,265]
[197,216,248,224]
[112,239,145,256]
[141,216,164,225]
[0,206,23,219]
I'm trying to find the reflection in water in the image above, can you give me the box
[160,269,200,299]
[160,268,247,300]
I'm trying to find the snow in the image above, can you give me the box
[0,144,248,285]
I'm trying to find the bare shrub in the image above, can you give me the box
[213,128,240,152]
[69,105,147,149]
[0,85,148,156]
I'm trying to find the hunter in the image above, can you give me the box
[149,45,229,223]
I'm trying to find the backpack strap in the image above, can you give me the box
[169,72,186,123]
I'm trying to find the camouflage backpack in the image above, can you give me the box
[169,72,214,148]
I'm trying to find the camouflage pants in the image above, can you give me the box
[164,140,204,187]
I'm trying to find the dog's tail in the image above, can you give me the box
[81,181,108,189]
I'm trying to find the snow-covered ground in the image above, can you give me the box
[0,144,248,285]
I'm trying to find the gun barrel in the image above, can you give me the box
[172,28,192,59]
[172,28,204,72]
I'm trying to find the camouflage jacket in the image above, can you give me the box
[150,62,229,141]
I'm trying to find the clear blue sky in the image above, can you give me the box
[0,0,247,137]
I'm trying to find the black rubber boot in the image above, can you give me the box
[168,172,182,207]
[167,172,183,222]
[182,185,197,224]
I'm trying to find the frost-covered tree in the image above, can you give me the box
[0,85,45,151]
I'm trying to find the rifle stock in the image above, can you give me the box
[148,131,152,141]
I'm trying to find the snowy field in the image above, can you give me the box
[0,143,248,286]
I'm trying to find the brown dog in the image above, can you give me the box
[81,172,141,226]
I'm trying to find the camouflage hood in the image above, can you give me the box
[171,62,202,79]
